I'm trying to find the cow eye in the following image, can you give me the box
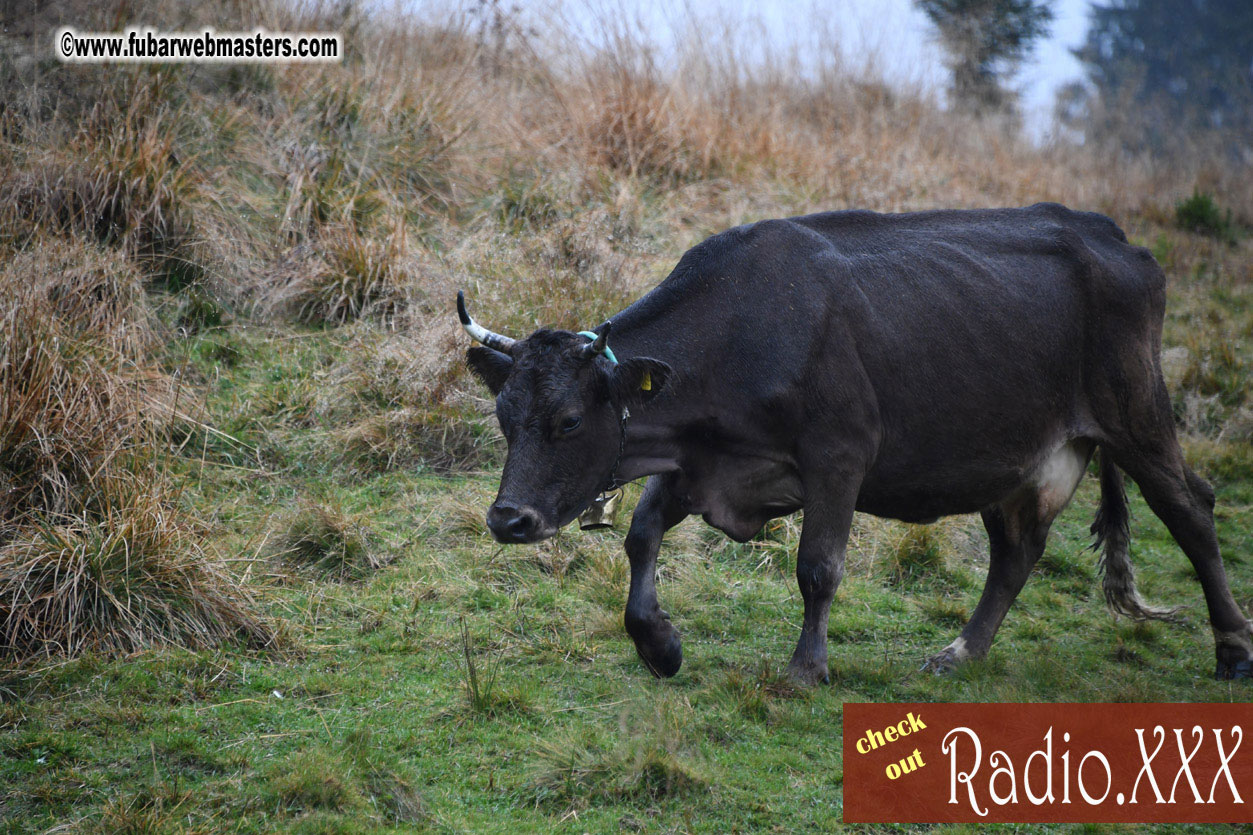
[559,415,582,435]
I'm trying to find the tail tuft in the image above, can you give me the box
[1092,448,1183,622]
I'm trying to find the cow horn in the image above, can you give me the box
[457,290,515,355]
[581,321,612,359]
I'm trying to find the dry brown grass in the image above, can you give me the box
[6,0,1246,416]
[0,237,271,660]
[1,85,202,285]
[0,239,164,529]
[305,324,499,472]
[266,221,413,324]
[0,476,274,658]
[272,499,386,582]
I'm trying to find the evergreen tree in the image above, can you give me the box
[1068,0,1253,155]
[916,0,1054,112]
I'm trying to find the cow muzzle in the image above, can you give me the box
[486,501,553,543]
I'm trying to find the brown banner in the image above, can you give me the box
[843,703,1253,823]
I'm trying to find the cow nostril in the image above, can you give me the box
[506,512,535,538]
[488,503,542,542]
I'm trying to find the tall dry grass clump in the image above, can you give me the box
[272,499,384,581]
[0,241,162,526]
[314,324,500,472]
[0,239,273,659]
[266,221,413,324]
[1,84,202,286]
[253,47,475,325]
[573,49,736,185]
[0,477,272,657]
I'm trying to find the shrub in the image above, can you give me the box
[1175,191,1239,245]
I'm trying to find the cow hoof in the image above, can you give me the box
[1215,658,1253,681]
[922,647,962,675]
[626,607,683,678]
[635,629,683,678]
[785,659,830,687]
[1213,636,1253,681]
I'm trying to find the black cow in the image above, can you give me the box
[457,203,1253,685]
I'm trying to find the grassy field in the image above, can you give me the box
[2,1,1252,832]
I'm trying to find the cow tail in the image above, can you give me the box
[1091,447,1182,622]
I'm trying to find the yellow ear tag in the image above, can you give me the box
[640,370,652,391]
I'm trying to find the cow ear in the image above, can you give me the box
[466,346,512,395]
[610,357,671,407]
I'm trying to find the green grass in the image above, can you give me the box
[2,325,1251,834]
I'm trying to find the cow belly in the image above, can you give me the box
[855,480,1015,522]
[856,438,1094,522]
[675,455,803,542]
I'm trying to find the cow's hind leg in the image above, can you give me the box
[1111,447,1253,679]
[924,440,1091,673]
[923,496,1051,672]
[624,475,689,677]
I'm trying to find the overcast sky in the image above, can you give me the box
[530,0,1095,139]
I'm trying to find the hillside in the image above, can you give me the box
[1,1,1251,831]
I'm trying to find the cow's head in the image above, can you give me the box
[457,292,671,543]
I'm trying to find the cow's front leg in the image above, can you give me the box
[623,475,688,677]
[787,488,856,686]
